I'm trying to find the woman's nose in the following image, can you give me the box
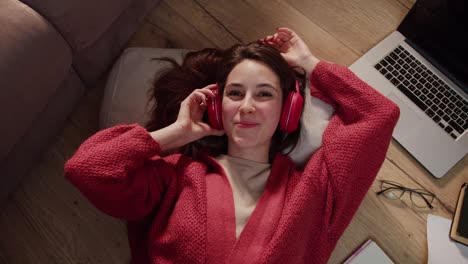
[239,96,256,114]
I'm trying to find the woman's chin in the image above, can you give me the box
[230,136,256,149]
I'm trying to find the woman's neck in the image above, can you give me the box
[227,143,270,163]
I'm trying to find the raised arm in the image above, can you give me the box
[64,124,174,221]
[308,61,399,231]
[149,84,224,152]
[264,27,400,241]
[65,85,224,221]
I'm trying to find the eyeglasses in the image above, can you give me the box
[375,180,436,209]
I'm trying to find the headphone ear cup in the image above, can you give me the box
[207,91,223,130]
[280,90,304,133]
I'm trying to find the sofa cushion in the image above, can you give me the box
[72,0,161,86]
[100,48,335,167]
[20,0,132,51]
[0,0,72,162]
[1,69,85,205]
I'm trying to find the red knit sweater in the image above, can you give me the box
[65,62,399,264]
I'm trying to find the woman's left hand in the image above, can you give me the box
[260,27,320,75]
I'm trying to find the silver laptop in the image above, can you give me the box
[349,0,467,178]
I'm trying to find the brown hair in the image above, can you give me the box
[146,42,306,160]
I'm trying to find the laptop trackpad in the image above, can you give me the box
[388,93,423,141]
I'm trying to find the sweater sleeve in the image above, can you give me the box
[64,124,176,221]
[306,62,400,240]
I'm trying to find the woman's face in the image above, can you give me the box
[222,59,283,152]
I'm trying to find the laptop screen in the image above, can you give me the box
[398,0,468,94]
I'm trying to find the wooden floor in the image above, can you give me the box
[6,0,462,263]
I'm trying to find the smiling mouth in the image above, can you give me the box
[235,122,258,128]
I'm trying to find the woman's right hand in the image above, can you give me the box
[175,84,225,141]
[150,84,224,152]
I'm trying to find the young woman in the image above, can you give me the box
[65,28,400,263]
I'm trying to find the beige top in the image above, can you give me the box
[215,154,271,238]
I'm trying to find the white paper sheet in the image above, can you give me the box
[427,214,468,264]
[344,239,394,264]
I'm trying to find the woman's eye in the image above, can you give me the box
[227,90,242,97]
[258,91,272,97]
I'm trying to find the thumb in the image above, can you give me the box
[202,123,225,136]
[280,52,295,66]
[210,129,225,136]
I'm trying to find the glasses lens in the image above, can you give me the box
[381,181,404,200]
[410,190,434,208]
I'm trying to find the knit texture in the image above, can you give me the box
[65,61,400,264]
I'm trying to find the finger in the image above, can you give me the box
[270,34,291,48]
[267,41,281,49]
[264,36,279,44]
[191,91,208,105]
[276,29,296,42]
[262,40,281,49]
[258,36,271,43]
[182,90,207,110]
[198,86,217,98]
[276,27,294,36]
[259,35,282,49]
[272,33,282,42]
[274,30,292,41]
[203,83,218,90]
[277,32,292,42]
[265,34,281,44]
[279,31,297,43]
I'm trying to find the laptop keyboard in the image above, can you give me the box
[374,45,468,140]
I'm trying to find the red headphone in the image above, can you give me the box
[207,81,304,133]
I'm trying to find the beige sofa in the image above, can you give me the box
[0,0,160,206]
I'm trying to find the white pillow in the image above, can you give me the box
[100,48,189,129]
[287,85,335,166]
[100,47,335,166]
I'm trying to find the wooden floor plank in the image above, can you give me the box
[0,78,130,263]
[146,1,217,49]
[286,0,410,55]
[164,0,240,48]
[397,0,416,9]
[197,0,359,65]
[330,159,433,264]
[14,148,130,263]
[0,201,56,264]
[127,20,169,48]
[1,1,462,263]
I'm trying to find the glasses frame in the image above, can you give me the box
[376,180,436,209]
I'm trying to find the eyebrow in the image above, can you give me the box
[226,82,279,90]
